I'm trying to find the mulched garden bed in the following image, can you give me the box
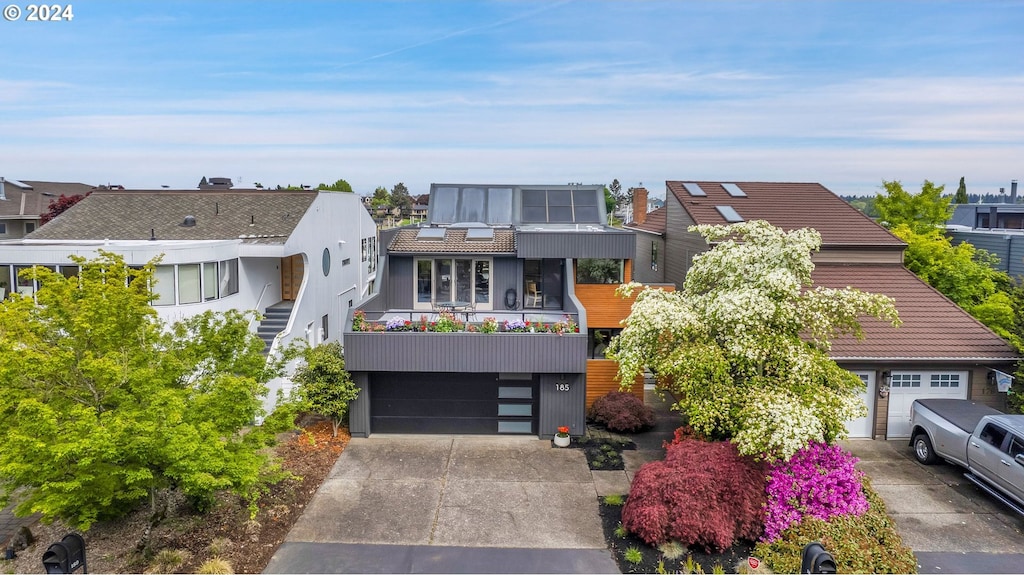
[599,498,758,574]
[553,435,637,470]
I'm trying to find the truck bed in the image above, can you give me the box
[915,398,1002,434]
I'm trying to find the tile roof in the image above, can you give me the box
[666,181,904,247]
[813,263,1019,360]
[0,180,94,218]
[624,206,667,234]
[28,189,317,244]
[389,228,516,254]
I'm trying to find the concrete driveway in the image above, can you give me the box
[844,439,1024,573]
[265,436,622,573]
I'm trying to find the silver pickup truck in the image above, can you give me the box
[909,398,1024,515]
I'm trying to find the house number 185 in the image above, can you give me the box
[555,383,570,392]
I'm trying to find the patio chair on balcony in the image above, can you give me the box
[525,282,542,307]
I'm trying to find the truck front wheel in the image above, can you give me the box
[913,434,938,465]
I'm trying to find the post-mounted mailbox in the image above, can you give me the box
[41,533,87,574]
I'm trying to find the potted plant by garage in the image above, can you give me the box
[554,425,571,448]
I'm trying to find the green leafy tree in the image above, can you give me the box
[370,186,391,208]
[891,223,1019,347]
[875,179,953,234]
[607,221,900,460]
[603,186,616,215]
[291,342,359,437]
[391,182,412,214]
[317,179,354,193]
[609,178,624,209]
[954,177,968,204]
[0,253,291,530]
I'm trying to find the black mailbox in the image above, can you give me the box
[41,533,86,574]
[800,541,836,574]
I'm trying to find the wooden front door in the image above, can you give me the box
[280,254,304,301]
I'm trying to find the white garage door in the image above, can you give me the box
[886,371,968,439]
[845,371,875,439]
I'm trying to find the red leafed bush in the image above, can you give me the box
[621,439,767,551]
[587,391,655,433]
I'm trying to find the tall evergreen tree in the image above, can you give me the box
[954,177,968,204]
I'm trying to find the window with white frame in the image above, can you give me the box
[414,257,491,310]
[890,373,921,388]
[930,373,961,388]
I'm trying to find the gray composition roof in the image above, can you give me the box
[28,189,318,244]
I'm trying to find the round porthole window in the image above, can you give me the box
[322,247,331,276]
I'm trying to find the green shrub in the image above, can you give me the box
[614,521,629,538]
[624,546,644,565]
[752,479,917,574]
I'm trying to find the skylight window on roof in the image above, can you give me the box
[683,182,706,197]
[722,183,747,197]
[716,205,744,223]
[466,228,495,241]
[416,228,446,241]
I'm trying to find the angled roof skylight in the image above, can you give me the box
[722,183,747,197]
[683,182,707,197]
[465,227,494,241]
[716,205,744,222]
[416,227,446,241]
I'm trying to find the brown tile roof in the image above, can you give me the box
[389,228,516,254]
[28,189,317,243]
[666,181,904,247]
[0,180,94,218]
[813,263,1019,360]
[624,206,667,234]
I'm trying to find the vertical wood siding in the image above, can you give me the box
[663,195,704,289]
[585,360,644,407]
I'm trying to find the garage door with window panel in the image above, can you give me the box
[370,372,538,434]
[887,371,968,439]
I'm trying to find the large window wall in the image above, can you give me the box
[153,259,239,306]
[415,257,491,310]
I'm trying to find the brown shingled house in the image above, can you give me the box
[624,181,1019,440]
[0,177,94,240]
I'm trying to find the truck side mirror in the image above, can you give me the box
[41,534,86,574]
[800,541,837,574]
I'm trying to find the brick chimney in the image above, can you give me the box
[631,187,648,225]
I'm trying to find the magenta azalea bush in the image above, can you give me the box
[762,442,869,541]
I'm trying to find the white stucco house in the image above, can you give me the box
[0,187,379,411]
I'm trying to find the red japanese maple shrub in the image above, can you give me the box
[621,438,767,552]
[587,391,655,433]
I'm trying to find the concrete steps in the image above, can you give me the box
[257,302,293,352]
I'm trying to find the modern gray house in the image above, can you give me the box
[947,184,1024,278]
[343,183,650,438]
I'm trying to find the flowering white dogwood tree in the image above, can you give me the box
[608,220,900,460]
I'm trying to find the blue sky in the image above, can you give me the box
[2,1,1022,197]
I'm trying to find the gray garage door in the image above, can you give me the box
[370,372,538,434]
